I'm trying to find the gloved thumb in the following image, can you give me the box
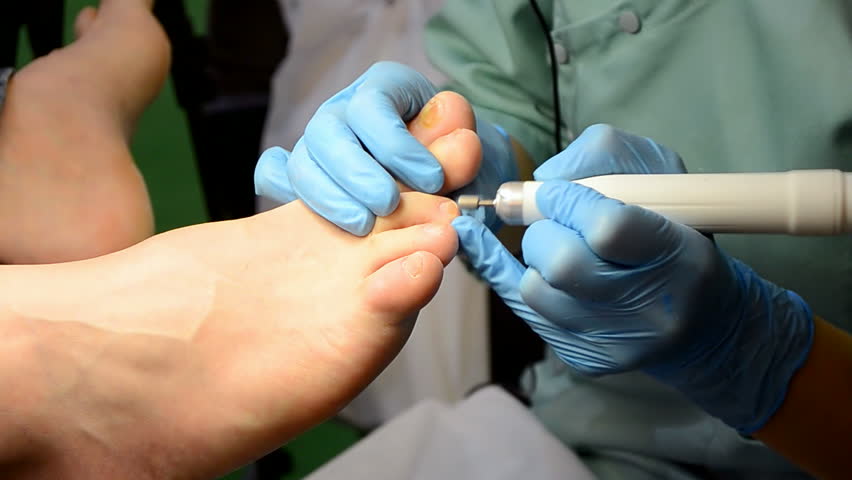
[533,124,687,181]
[255,146,298,204]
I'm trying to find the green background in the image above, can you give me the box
[15,1,362,478]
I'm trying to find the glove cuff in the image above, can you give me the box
[734,290,814,434]
[647,259,815,434]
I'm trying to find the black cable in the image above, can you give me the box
[529,0,563,153]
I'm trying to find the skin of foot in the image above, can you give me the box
[0,191,460,479]
[0,0,484,469]
[0,0,169,264]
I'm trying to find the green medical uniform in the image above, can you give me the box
[426,1,852,478]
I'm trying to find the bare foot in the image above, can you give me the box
[5,193,459,478]
[0,0,169,264]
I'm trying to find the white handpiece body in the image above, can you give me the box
[495,170,852,235]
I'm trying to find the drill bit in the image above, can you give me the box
[456,195,495,210]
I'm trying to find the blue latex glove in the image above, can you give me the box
[453,124,814,433]
[254,61,517,235]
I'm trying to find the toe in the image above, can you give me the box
[364,222,459,274]
[74,7,98,39]
[428,128,482,194]
[403,92,480,194]
[362,192,459,275]
[372,192,459,233]
[407,91,475,145]
[362,251,445,316]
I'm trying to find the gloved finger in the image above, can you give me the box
[536,180,680,266]
[346,63,444,193]
[533,124,687,181]
[518,268,593,328]
[514,313,620,376]
[304,108,400,216]
[255,146,297,204]
[287,140,375,236]
[519,270,629,374]
[520,269,655,342]
[453,217,577,351]
[452,216,526,308]
[522,220,629,301]
[520,268,674,373]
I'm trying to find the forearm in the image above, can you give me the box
[754,316,852,479]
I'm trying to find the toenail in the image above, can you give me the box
[440,200,459,217]
[414,97,442,129]
[403,253,423,278]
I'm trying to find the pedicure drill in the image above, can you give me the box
[457,170,852,235]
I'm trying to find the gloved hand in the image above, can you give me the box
[453,124,814,433]
[254,61,517,235]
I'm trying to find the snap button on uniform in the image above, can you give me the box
[553,43,569,64]
[618,11,642,34]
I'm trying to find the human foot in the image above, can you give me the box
[1,192,458,478]
[0,0,169,263]
[65,0,167,132]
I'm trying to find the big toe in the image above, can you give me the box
[74,7,98,39]
[407,90,475,145]
[406,91,482,193]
